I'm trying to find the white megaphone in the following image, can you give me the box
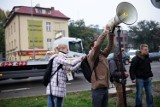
[151,0,160,9]
[108,2,138,31]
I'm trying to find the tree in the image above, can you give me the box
[0,8,9,59]
[0,9,6,51]
[129,20,160,52]
[68,19,107,53]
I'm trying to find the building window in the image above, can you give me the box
[14,23,16,32]
[9,43,10,51]
[11,41,13,50]
[14,39,16,49]
[11,25,12,34]
[116,37,123,42]
[46,10,51,14]
[38,9,42,14]
[9,28,10,36]
[47,38,52,50]
[46,22,51,32]
[55,30,65,39]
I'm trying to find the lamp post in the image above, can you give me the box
[117,26,127,107]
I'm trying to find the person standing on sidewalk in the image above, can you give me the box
[129,44,153,107]
[46,44,83,107]
[87,25,114,107]
[109,47,129,107]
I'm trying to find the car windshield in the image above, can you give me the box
[69,41,83,53]
[128,52,136,55]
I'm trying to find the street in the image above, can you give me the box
[0,61,160,99]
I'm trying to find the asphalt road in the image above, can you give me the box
[0,61,160,99]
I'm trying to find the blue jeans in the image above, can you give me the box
[135,78,153,107]
[92,87,108,107]
[48,95,63,107]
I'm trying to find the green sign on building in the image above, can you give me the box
[28,20,43,49]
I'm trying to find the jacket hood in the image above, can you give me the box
[136,51,149,59]
[113,47,125,60]
[113,47,120,59]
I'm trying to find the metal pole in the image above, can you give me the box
[31,0,35,60]
[117,26,127,107]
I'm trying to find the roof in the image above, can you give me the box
[4,6,70,27]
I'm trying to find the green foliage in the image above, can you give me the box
[129,20,160,52]
[68,19,104,54]
[0,8,8,55]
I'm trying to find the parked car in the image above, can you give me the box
[107,52,130,65]
[127,49,138,62]
[107,53,114,61]
[149,52,160,62]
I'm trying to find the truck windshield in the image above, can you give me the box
[69,41,83,53]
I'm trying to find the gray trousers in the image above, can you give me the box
[92,87,108,107]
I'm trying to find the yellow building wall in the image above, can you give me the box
[5,14,69,61]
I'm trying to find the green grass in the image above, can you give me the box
[0,91,115,107]
[0,96,47,107]
[0,91,159,107]
[154,96,160,106]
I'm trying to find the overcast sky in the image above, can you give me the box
[1,0,160,30]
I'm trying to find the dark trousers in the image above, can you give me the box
[92,87,108,107]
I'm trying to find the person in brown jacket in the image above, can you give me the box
[87,25,114,107]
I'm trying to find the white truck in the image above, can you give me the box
[0,37,85,80]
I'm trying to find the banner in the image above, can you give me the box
[28,20,43,49]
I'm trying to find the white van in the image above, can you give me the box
[127,49,138,62]
[53,37,86,58]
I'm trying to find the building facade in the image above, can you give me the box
[4,6,70,61]
[114,30,128,51]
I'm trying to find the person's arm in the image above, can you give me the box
[55,56,82,66]
[89,30,108,62]
[101,32,114,57]
[129,57,137,81]
[123,64,129,78]
[65,62,81,72]
[109,60,122,78]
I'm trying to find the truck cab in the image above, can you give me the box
[53,37,86,58]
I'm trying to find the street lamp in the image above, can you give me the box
[116,26,127,107]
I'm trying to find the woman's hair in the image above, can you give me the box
[54,47,59,54]
[57,44,67,50]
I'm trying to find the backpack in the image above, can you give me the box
[42,57,63,87]
[109,59,126,83]
[80,56,99,83]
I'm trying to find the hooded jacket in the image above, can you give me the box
[129,51,153,80]
[87,31,114,89]
[109,47,127,83]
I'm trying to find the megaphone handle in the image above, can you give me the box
[111,26,116,33]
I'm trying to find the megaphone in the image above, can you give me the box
[108,2,138,31]
[151,0,160,9]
